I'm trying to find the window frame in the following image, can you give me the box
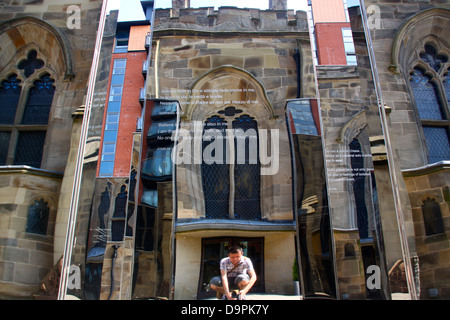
[408,43,450,164]
[0,70,55,168]
[201,110,262,221]
[342,27,357,66]
[98,58,127,177]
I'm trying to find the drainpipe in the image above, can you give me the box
[293,48,301,98]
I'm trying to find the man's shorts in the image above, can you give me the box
[210,274,250,290]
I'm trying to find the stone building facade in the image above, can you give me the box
[354,0,450,300]
[146,2,318,299]
[0,1,104,298]
[1,0,449,301]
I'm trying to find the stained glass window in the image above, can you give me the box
[202,115,230,219]
[409,44,450,164]
[22,74,55,125]
[410,68,444,120]
[0,52,54,168]
[444,70,450,106]
[0,74,21,124]
[423,126,450,164]
[200,112,262,221]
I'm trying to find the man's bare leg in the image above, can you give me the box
[210,284,225,298]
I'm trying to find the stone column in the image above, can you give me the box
[172,0,190,17]
[269,0,287,11]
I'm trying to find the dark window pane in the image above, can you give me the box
[0,132,11,165]
[423,126,450,163]
[22,75,55,125]
[18,50,44,78]
[202,116,230,219]
[14,131,46,168]
[422,198,445,236]
[233,115,261,220]
[26,199,50,235]
[135,205,155,251]
[111,220,125,241]
[0,75,21,124]
[0,75,22,124]
[410,68,445,120]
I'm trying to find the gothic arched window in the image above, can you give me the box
[0,50,55,168]
[201,110,261,220]
[409,44,450,164]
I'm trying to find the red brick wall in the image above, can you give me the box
[315,23,350,65]
[98,51,147,177]
[114,51,147,177]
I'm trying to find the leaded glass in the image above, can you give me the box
[410,68,445,120]
[22,74,55,125]
[14,131,46,167]
[423,126,450,163]
[420,44,448,72]
[0,74,21,124]
[26,199,49,235]
[0,132,11,165]
[202,115,230,219]
[233,115,261,220]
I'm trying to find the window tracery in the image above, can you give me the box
[0,50,55,168]
[409,43,450,164]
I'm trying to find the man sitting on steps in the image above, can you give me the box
[209,245,257,300]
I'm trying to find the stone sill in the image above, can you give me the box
[402,161,450,178]
[0,165,64,180]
